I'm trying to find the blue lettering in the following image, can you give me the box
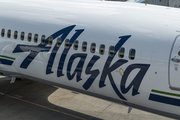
[120,64,150,96]
[57,29,84,77]
[13,45,51,69]
[46,25,76,74]
[13,25,76,69]
[67,53,87,82]
[99,35,131,100]
[83,55,100,90]
[12,25,151,100]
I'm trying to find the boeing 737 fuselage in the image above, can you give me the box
[0,0,179,119]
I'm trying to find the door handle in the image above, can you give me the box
[172,58,180,63]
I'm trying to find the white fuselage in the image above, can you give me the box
[0,0,180,119]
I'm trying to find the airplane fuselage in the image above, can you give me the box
[0,0,180,118]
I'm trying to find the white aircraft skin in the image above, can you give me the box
[0,0,180,119]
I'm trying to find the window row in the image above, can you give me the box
[1,29,136,60]
[55,39,136,60]
[1,29,48,44]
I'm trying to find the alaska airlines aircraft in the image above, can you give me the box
[0,0,180,119]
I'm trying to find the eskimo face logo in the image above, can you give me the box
[13,25,150,100]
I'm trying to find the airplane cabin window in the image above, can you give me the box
[48,36,53,45]
[65,39,70,48]
[109,46,115,57]
[7,30,11,38]
[99,44,105,55]
[57,37,62,47]
[34,34,38,43]
[28,33,32,42]
[21,32,25,40]
[1,29,5,37]
[129,49,136,60]
[90,43,96,53]
[74,40,78,50]
[14,31,18,39]
[119,47,125,58]
[41,35,46,44]
[82,41,87,52]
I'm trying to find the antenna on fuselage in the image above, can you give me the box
[128,107,133,113]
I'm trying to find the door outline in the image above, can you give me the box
[168,35,180,90]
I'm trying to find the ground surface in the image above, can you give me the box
[0,76,174,120]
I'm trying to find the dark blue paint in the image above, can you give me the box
[67,53,87,82]
[57,29,84,77]
[0,58,13,65]
[14,25,76,69]
[46,25,76,74]
[149,94,180,107]
[83,55,100,90]
[120,64,150,96]
[13,45,51,68]
[99,35,131,100]
[12,25,152,100]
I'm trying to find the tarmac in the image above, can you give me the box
[0,76,174,120]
